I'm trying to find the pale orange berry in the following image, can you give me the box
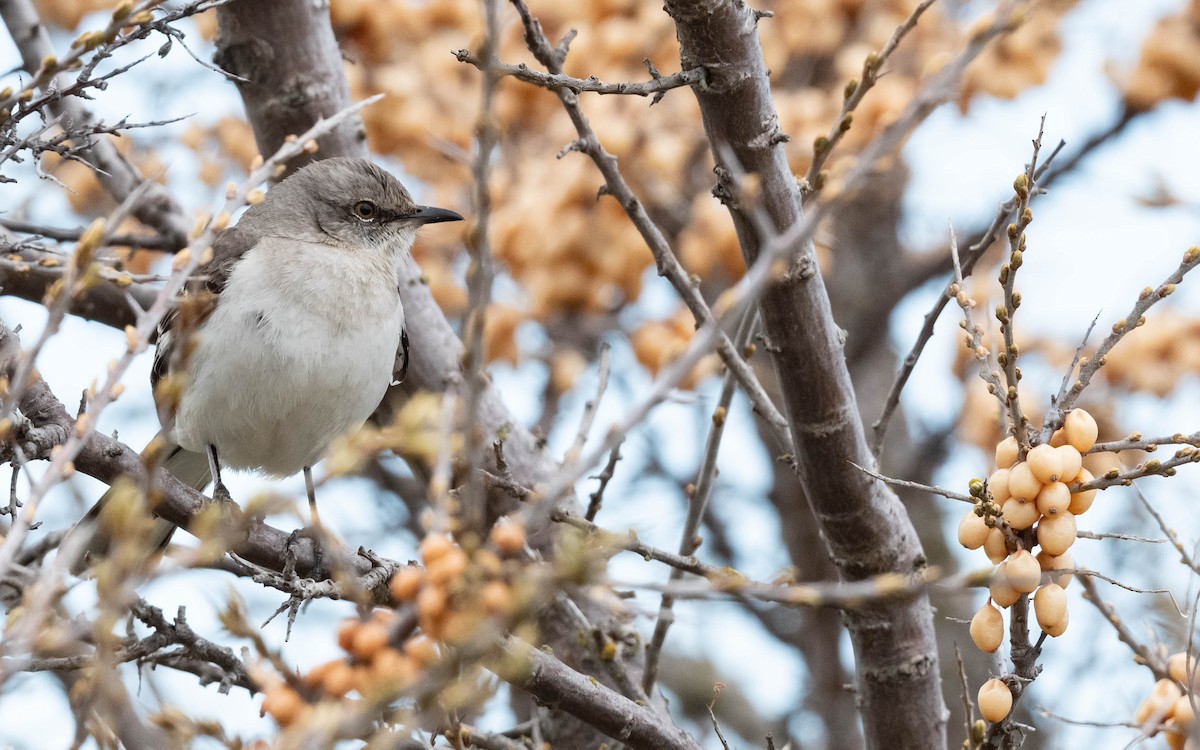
[440,610,482,645]
[490,521,527,555]
[984,527,1009,564]
[481,580,514,616]
[1174,693,1196,730]
[1037,513,1077,556]
[1008,461,1042,501]
[1136,678,1182,725]
[1165,721,1186,750]
[1035,482,1070,517]
[419,534,455,565]
[970,602,1004,652]
[389,566,424,601]
[1168,652,1197,687]
[1063,409,1098,452]
[404,634,438,666]
[415,585,448,624]
[1027,444,1064,484]
[426,547,468,586]
[988,468,1012,503]
[1068,468,1097,515]
[1036,550,1075,589]
[959,510,990,549]
[363,648,418,694]
[1049,428,1068,447]
[1002,499,1039,531]
[990,563,1021,608]
[1006,549,1041,593]
[336,619,359,653]
[1034,584,1068,636]
[1055,445,1082,485]
[320,660,355,698]
[351,621,390,661]
[995,436,1019,468]
[261,684,305,726]
[301,660,339,690]
[978,678,1013,723]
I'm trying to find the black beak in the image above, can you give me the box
[407,205,463,225]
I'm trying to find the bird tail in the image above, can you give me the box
[62,445,211,576]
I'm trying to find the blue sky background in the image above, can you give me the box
[2,1,1200,747]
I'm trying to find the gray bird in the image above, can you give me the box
[65,157,462,573]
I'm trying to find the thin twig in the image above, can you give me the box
[1090,432,1200,454]
[643,309,757,695]
[802,0,939,197]
[955,643,978,749]
[0,219,179,251]
[479,0,795,458]
[458,0,501,537]
[554,510,973,608]
[1042,312,1100,439]
[564,343,611,467]
[1078,574,1169,680]
[994,117,1047,451]
[585,442,622,521]
[1073,447,1200,494]
[848,460,973,503]
[872,134,1066,455]
[454,50,705,101]
[948,224,1007,416]
[1056,245,1200,416]
[1129,482,1198,573]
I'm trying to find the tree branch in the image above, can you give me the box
[660,0,955,744]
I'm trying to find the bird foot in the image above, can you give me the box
[285,525,345,579]
[212,480,235,505]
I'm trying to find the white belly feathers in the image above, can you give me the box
[171,237,403,477]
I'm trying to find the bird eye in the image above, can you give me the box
[352,200,378,221]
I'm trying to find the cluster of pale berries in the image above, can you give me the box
[958,408,1100,724]
[1136,653,1198,750]
[260,524,527,728]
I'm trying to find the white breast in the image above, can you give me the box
[171,237,403,477]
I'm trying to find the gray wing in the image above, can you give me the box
[151,226,257,392]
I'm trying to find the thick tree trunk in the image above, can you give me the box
[663,1,948,746]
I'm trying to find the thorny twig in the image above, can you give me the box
[1129,483,1198,573]
[801,0,939,197]
[994,117,1048,452]
[553,509,979,608]
[453,50,706,104]
[1090,431,1200,454]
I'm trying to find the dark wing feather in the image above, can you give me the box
[151,226,257,395]
[394,328,409,384]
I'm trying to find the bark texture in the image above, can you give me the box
[213,0,369,177]
[663,1,948,746]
